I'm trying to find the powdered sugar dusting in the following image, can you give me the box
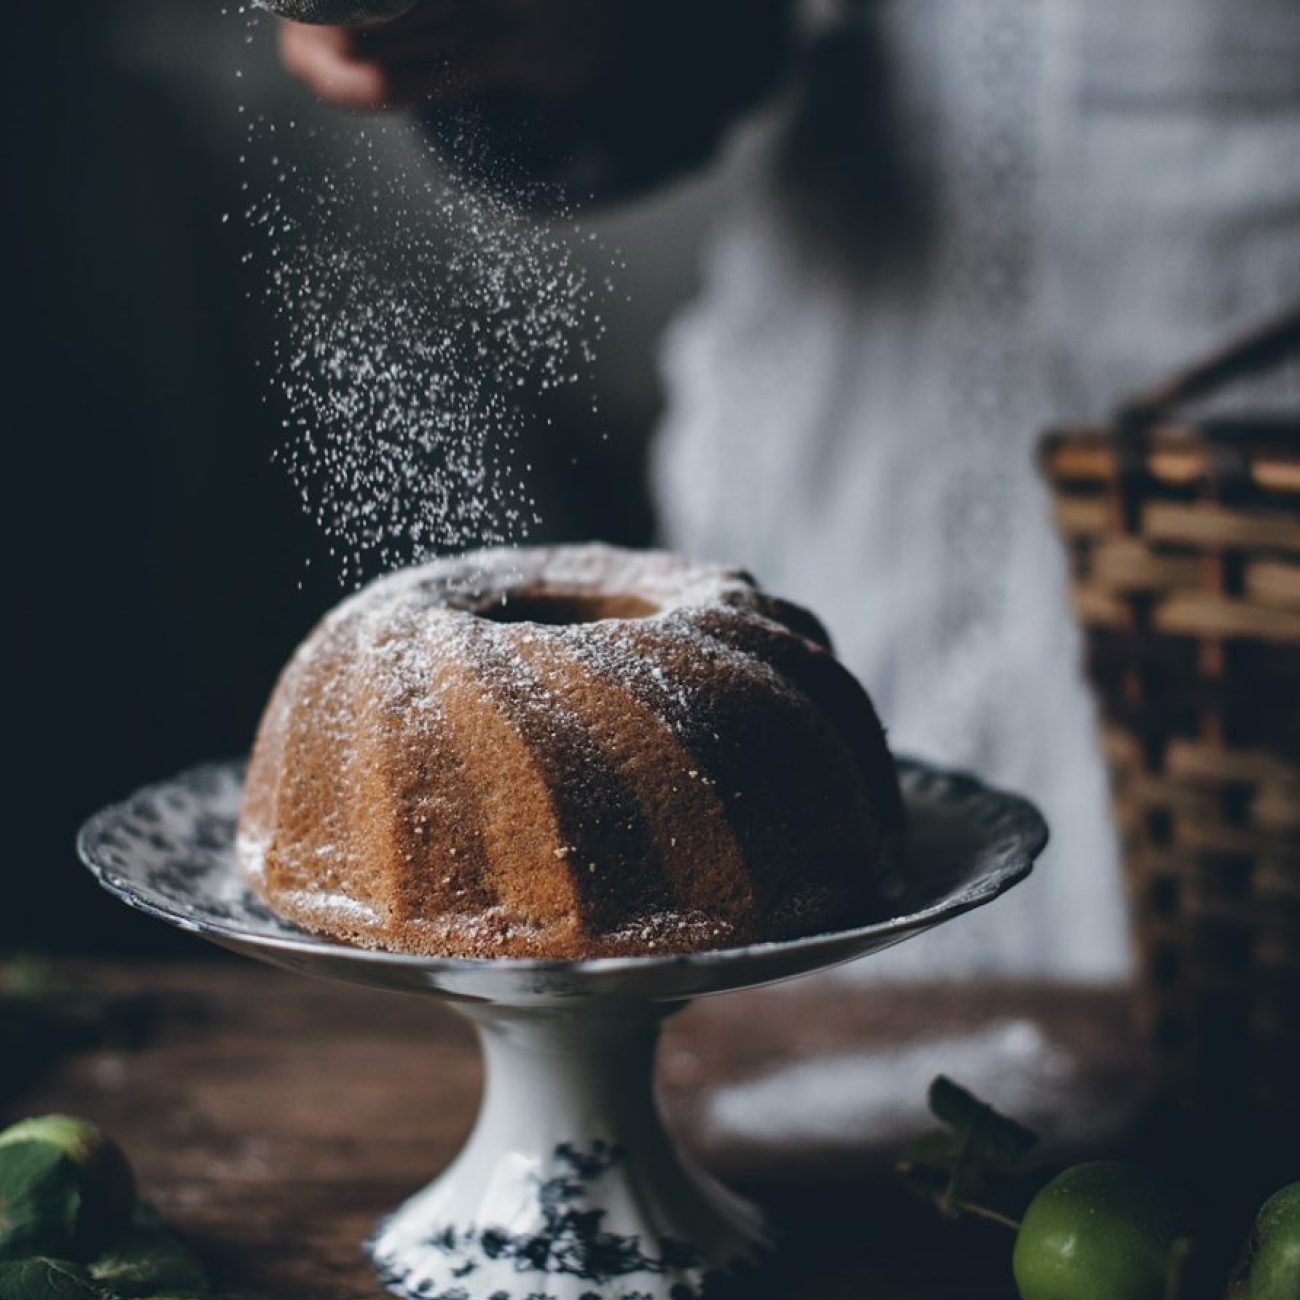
[308,545,764,708]
[239,543,895,957]
[264,543,816,783]
[331,543,759,624]
[229,9,618,586]
[277,886,382,925]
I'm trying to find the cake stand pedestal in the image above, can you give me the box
[369,1003,768,1299]
[78,758,1046,1300]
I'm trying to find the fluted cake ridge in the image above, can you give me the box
[238,543,903,957]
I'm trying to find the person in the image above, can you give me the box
[276,0,1300,978]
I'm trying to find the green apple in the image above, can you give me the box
[0,1116,136,1254]
[1229,1182,1300,1300]
[1012,1162,1183,1300]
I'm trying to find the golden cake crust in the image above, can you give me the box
[239,544,903,958]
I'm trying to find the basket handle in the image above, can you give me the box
[1118,302,1300,425]
[1107,304,1300,531]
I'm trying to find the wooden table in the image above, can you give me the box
[6,961,1147,1299]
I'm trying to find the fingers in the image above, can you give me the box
[277,0,616,110]
[279,17,490,109]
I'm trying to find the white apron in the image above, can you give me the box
[654,0,1300,978]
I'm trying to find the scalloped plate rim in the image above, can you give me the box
[77,755,1047,979]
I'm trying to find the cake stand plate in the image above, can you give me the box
[79,758,1046,1300]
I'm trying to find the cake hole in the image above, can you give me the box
[478,586,659,625]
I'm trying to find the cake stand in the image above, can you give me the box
[78,758,1045,1300]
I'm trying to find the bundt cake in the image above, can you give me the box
[238,544,903,958]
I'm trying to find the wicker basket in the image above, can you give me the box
[1041,307,1300,1116]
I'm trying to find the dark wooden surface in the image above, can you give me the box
[6,961,1149,1299]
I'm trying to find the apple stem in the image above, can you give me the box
[936,1123,1022,1233]
[946,1195,1022,1233]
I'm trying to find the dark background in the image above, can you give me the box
[6,2,726,952]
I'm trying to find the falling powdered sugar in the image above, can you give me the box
[230,9,615,586]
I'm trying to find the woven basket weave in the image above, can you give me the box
[1041,308,1300,1115]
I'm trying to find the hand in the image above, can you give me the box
[278,0,617,111]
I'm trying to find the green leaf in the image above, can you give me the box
[0,1144,81,1261]
[0,1257,103,1300]
[928,1076,1038,1171]
[898,1076,1040,1226]
[88,1225,209,1298]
